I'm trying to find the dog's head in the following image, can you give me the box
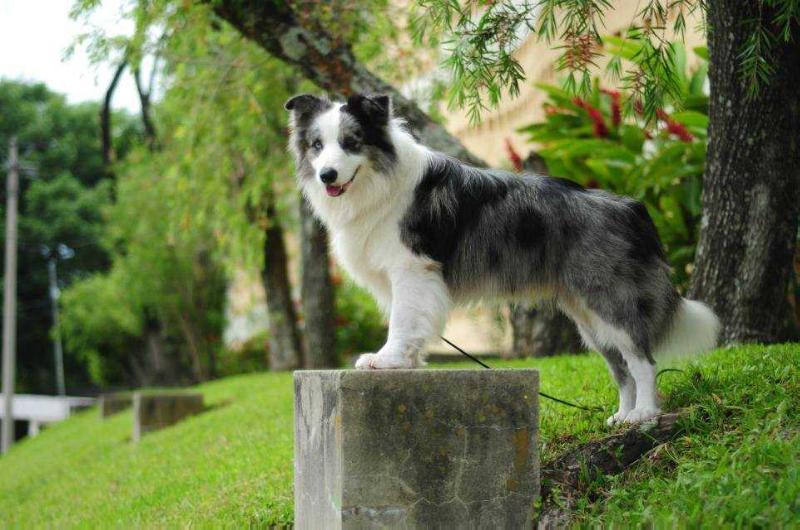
[285,93,397,199]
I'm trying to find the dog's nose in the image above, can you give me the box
[320,168,338,184]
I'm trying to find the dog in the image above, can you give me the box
[285,93,719,425]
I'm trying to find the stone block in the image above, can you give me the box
[132,392,204,442]
[99,393,132,418]
[294,369,539,529]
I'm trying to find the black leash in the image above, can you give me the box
[439,336,493,369]
[440,335,604,412]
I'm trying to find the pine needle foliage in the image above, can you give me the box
[413,0,800,123]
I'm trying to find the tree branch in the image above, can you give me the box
[207,0,485,166]
[101,58,128,170]
[133,66,159,150]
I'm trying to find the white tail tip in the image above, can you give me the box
[655,298,720,359]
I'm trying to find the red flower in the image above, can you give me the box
[505,138,523,172]
[572,97,609,138]
[657,109,693,142]
[601,89,622,127]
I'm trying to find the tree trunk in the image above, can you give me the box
[133,66,159,151]
[208,0,483,165]
[689,1,800,343]
[509,305,583,358]
[508,153,583,357]
[100,58,128,170]
[263,199,303,371]
[176,311,208,382]
[299,196,337,368]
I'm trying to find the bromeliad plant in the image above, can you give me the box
[518,43,708,290]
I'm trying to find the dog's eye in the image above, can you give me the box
[311,139,323,151]
[342,137,360,151]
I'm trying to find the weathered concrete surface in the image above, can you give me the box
[99,393,132,418]
[132,392,204,442]
[295,369,539,529]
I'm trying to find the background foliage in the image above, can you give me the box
[53,0,407,389]
[0,81,140,393]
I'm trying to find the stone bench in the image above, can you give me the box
[132,392,204,442]
[294,369,539,528]
[99,393,133,418]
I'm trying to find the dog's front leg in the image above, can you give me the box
[355,266,450,369]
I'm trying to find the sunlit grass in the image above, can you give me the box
[0,344,797,527]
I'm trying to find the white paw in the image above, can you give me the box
[606,410,631,427]
[623,407,661,424]
[354,353,414,370]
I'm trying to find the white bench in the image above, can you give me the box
[0,394,95,436]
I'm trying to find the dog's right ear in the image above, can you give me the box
[284,94,322,115]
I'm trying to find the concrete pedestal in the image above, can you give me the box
[132,392,204,442]
[294,369,539,529]
[99,393,132,418]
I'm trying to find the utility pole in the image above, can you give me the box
[47,259,65,396]
[2,137,19,454]
[42,243,72,397]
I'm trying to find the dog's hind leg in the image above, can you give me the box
[355,266,450,370]
[617,348,660,423]
[576,324,636,426]
[591,318,661,423]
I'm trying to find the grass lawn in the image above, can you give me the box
[0,344,797,527]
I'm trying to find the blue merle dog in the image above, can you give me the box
[285,93,719,424]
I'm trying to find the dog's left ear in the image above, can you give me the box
[346,94,392,125]
[285,94,325,117]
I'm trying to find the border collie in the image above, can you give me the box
[285,93,719,425]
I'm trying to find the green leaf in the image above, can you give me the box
[670,111,709,129]
[693,46,709,60]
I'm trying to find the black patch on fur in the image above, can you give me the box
[486,246,501,269]
[637,297,654,319]
[620,199,666,263]
[515,206,546,250]
[341,95,396,161]
[401,157,511,278]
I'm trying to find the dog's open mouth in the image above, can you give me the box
[326,166,360,197]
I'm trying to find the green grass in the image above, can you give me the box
[0,344,797,527]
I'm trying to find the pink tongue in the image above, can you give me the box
[326,185,344,197]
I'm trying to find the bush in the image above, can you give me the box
[334,279,387,363]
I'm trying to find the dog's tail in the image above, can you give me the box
[654,298,720,360]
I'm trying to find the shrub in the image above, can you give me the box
[334,279,387,362]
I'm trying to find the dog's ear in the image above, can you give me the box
[284,94,323,115]
[346,94,392,125]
